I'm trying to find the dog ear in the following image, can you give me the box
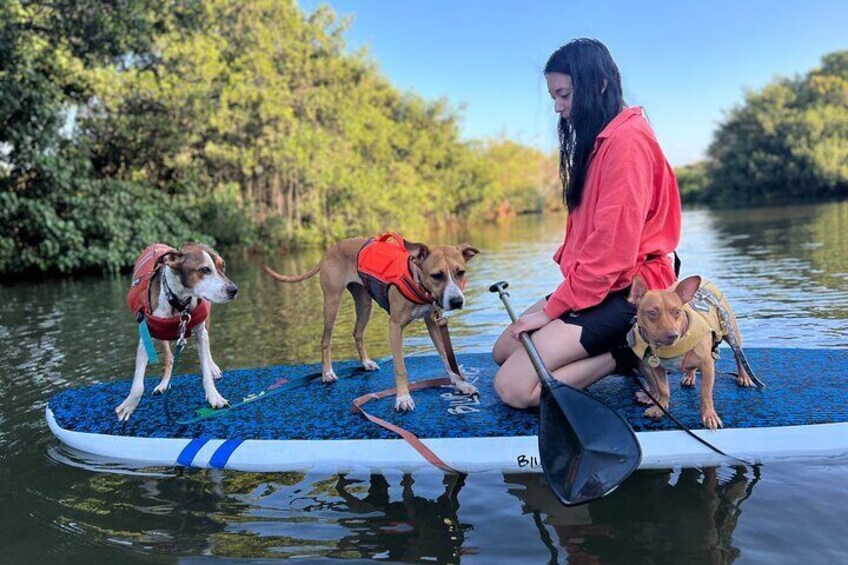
[457,244,480,262]
[628,275,647,305]
[404,240,431,263]
[160,251,183,269]
[674,275,701,304]
[199,244,226,273]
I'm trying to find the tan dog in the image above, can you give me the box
[265,235,479,411]
[628,275,754,430]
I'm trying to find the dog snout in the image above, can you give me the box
[226,284,239,299]
[663,331,679,345]
[448,296,464,310]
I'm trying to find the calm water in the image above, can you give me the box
[2,202,848,564]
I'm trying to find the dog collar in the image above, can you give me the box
[409,262,435,304]
[630,307,718,366]
[163,273,192,313]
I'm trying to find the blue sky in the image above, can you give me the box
[298,1,847,166]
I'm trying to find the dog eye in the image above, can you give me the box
[200,266,213,275]
[431,272,446,281]
[648,310,659,319]
[456,270,465,278]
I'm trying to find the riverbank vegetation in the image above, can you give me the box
[2,1,845,277]
[1,0,559,276]
[675,51,848,205]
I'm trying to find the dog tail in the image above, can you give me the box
[264,263,321,283]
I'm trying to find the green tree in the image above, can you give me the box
[705,50,848,204]
[1,0,558,276]
[675,161,710,204]
[1,1,208,275]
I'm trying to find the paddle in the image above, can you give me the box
[489,281,641,506]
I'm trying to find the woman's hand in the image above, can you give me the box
[510,309,554,340]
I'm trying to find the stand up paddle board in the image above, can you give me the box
[47,348,848,472]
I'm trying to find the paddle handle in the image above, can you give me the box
[489,281,554,388]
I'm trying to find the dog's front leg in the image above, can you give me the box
[195,324,229,409]
[423,315,477,396]
[204,317,222,380]
[153,340,174,395]
[115,340,149,421]
[389,319,414,411]
[642,364,669,420]
[699,359,722,430]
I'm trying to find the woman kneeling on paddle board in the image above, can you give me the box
[493,38,681,408]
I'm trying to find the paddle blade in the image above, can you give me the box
[538,382,641,506]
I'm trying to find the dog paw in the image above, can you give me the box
[115,397,140,421]
[205,389,230,409]
[634,390,654,405]
[643,405,665,420]
[701,411,723,430]
[152,380,171,395]
[361,359,380,371]
[210,362,223,380]
[395,394,415,412]
[680,372,696,387]
[736,372,755,387]
[450,374,478,396]
[322,369,338,383]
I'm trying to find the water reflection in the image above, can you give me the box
[327,474,470,562]
[41,463,763,563]
[506,466,760,564]
[46,469,472,562]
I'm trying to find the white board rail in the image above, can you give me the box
[46,408,848,473]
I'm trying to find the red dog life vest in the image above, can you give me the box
[357,233,433,313]
[127,244,210,341]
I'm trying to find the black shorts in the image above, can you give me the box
[546,291,639,369]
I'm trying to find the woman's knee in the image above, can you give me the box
[494,366,538,409]
[491,327,518,366]
[493,297,547,365]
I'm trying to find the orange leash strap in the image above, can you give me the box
[352,377,458,473]
[435,315,463,376]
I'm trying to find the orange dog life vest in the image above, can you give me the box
[127,244,210,341]
[357,233,433,313]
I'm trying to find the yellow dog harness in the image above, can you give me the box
[628,280,728,371]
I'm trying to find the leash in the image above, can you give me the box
[352,377,458,473]
[173,358,393,425]
[175,373,319,425]
[628,373,754,466]
[164,356,393,426]
[162,310,192,426]
[434,312,464,377]
[351,313,473,473]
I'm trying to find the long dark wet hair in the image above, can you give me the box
[545,39,625,211]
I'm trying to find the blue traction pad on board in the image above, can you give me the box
[49,348,848,440]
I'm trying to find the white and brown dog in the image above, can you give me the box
[265,233,479,411]
[116,243,239,421]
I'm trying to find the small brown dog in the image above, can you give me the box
[628,275,754,430]
[265,233,479,411]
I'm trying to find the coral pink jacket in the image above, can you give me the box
[544,107,681,319]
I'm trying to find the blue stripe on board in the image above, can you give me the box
[176,437,209,467]
[209,438,244,469]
